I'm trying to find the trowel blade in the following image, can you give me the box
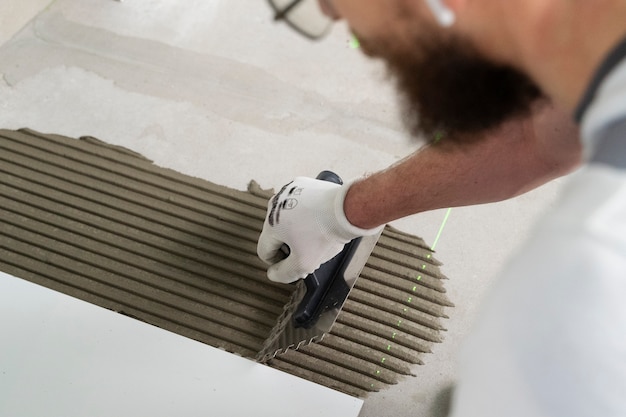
[256,232,381,362]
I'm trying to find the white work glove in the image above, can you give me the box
[257,177,382,284]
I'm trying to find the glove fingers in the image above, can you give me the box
[267,256,308,284]
[266,242,345,284]
[256,230,285,265]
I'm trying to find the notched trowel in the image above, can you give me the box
[256,171,382,363]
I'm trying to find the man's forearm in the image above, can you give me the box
[344,104,582,229]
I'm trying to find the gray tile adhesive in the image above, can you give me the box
[0,128,454,398]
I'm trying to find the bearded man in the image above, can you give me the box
[258,1,626,415]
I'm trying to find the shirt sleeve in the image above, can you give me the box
[449,165,626,417]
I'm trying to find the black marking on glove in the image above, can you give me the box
[268,181,293,227]
[283,199,298,209]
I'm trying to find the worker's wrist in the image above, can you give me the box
[339,179,384,232]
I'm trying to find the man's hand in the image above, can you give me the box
[257,177,382,283]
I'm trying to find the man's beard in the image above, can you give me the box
[359,27,544,141]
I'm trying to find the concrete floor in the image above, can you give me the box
[0,1,572,416]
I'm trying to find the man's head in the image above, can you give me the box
[320,0,544,141]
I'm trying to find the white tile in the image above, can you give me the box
[0,272,363,417]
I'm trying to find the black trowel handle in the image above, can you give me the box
[315,170,343,185]
[293,171,361,329]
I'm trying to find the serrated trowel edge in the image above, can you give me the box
[256,233,382,362]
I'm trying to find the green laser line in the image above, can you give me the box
[430,208,452,251]
[350,35,360,49]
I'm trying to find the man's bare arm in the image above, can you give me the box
[344,103,582,229]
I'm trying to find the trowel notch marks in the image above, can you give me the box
[0,129,453,398]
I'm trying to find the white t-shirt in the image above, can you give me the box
[450,46,626,416]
